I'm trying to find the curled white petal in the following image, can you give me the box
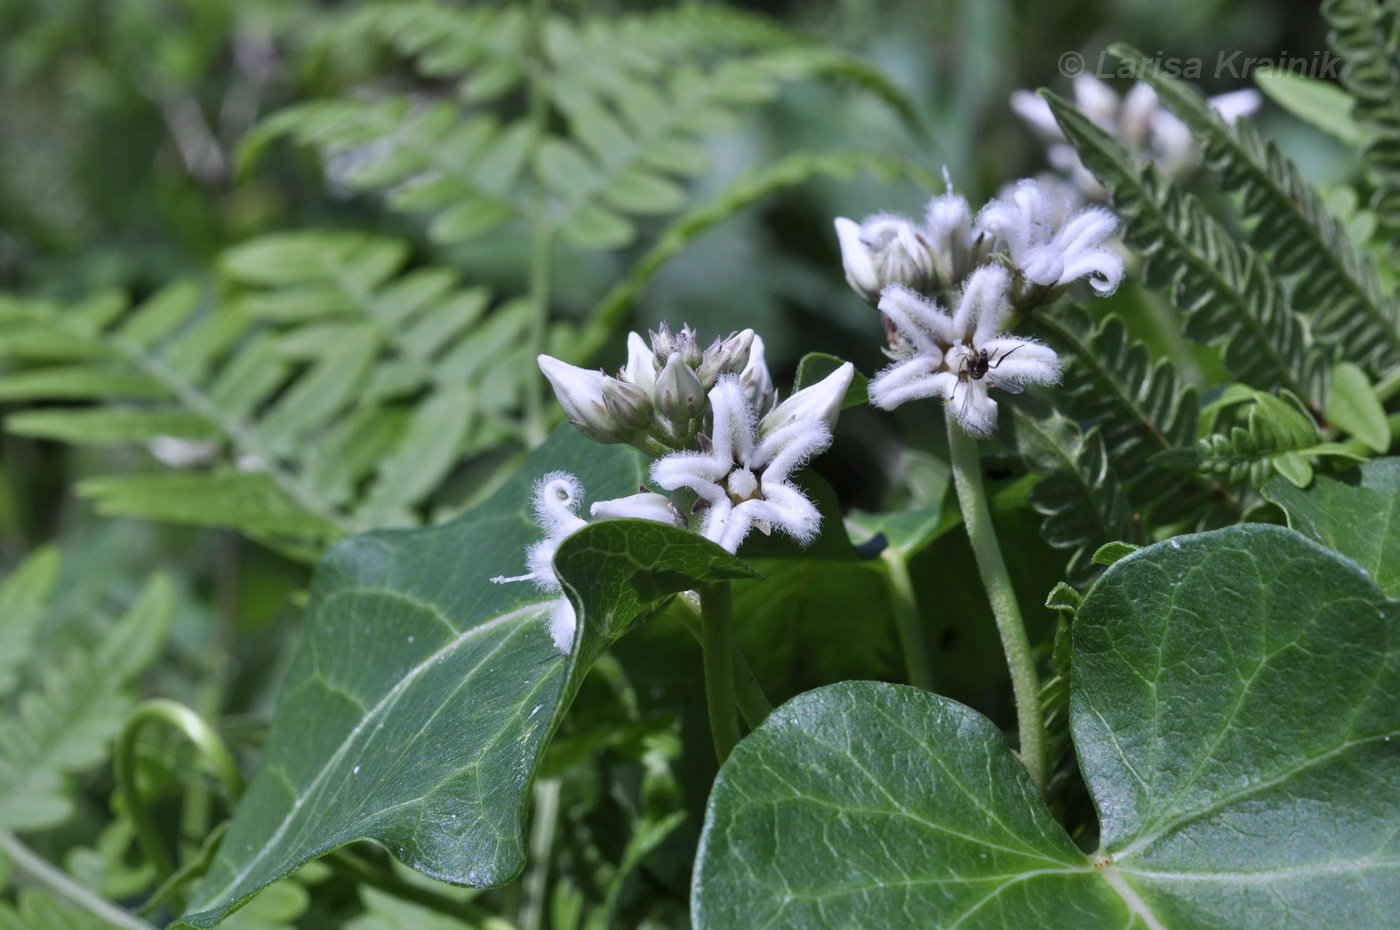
[590,492,682,524]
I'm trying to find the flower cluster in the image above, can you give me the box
[538,324,772,457]
[1010,74,1261,201]
[835,178,1123,314]
[502,328,853,652]
[837,175,1123,437]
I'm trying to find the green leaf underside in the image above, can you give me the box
[695,526,1399,928]
[177,428,752,927]
[1261,457,1400,597]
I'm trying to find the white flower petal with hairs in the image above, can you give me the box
[492,471,681,653]
[977,179,1125,295]
[652,366,851,553]
[869,271,1060,438]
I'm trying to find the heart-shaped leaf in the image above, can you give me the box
[177,428,752,927]
[1262,457,1400,597]
[694,525,1400,928]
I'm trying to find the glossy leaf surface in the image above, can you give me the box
[695,525,1400,928]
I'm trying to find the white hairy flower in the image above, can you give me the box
[540,324,772,454]
[492,472,682,654]
[977,179,1125,295]
[651,363,853,553]
[1010,75,1262,197]
[833,214,934,303]
[869,269,1060,438]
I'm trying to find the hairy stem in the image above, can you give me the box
[946,417,1049,791]
[0,830,158,930]
[699,583,742,763]
[880,548,936,691]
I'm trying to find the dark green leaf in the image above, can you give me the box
[696,526,1400,928]
[176,429,752,928]
[1262,457,1400,597]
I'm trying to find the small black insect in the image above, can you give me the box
[950,345,1024,421]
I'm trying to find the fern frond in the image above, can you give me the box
[0,548,59,699]
[0,569,173,832]
[1044,91,1332,415]
[1008,405,1132,583]
[575,149,939,361]
[243,3,916,252]
[0,232,521,556]
[1324,0,1400,229]
[1028,304,1209,522]
[1109,44,1400,378]
[1156,389,1363,489]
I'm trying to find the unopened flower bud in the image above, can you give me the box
[650,323,702,370]
[739,334,774,413]
[621,331,656,393]
[759,361,854,438]
[539,354,626,444]
[697,329,754,389]
[654,351,705,424]
[834,215,933,304]
[601,377,654,431]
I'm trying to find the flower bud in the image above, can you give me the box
[601,377,654,431]
[697,329,754,389]
[834,215,933,304]
[589,491,682,525]
[739,334,774,413]
[621,331,656,393]
[759,361,854,438]
[539,354,626,443]
[653,351,706,425]
[650,323,702,370]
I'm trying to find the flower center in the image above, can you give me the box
[724,467,760,504]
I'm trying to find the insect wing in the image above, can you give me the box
[986,373,1022,395]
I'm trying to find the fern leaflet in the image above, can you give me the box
[1044,91,1332,415]
[1110,43,1400,378]
[1324,0,1400,230]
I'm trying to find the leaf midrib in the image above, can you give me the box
[190,599,550,910]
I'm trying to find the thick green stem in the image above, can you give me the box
[699,583,741,763]
[115,700,245,882]
[0,830,157,930]
[880,548,936,692]
[671,594,773,729]
[945,417,1049,792]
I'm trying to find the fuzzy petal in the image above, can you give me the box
[760,362,853,438]
[590,492,681,524]
[878,285,956,353]
[979,338,1062,384]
